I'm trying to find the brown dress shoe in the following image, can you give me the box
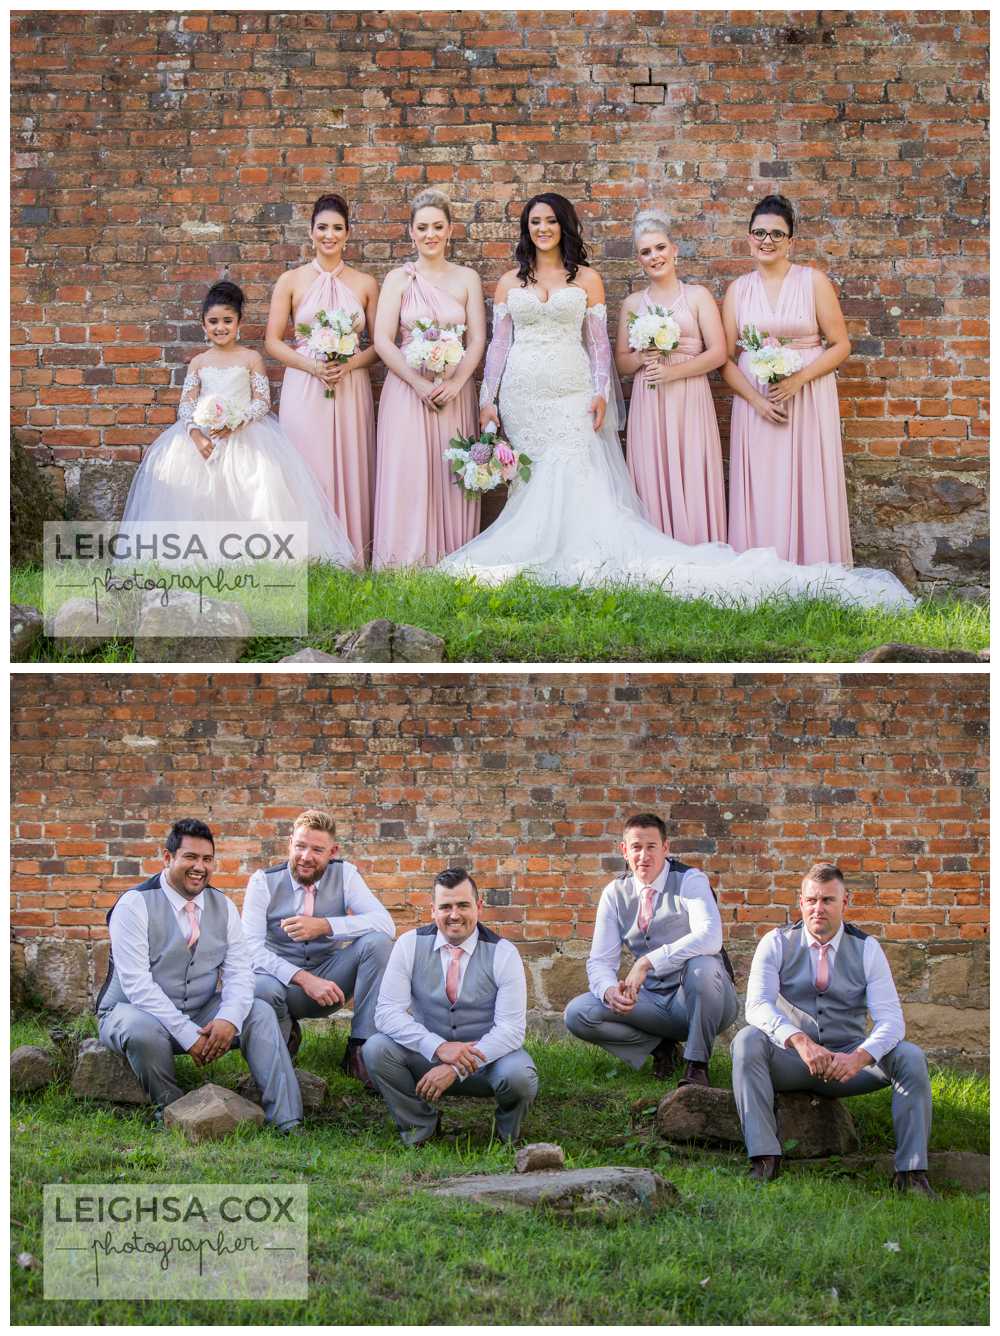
[892,1169,937,1197]
[651,1039,683,1080]
[286,1018,302,1060]
[677,1060,710,1088]
[749,1154,782,1183]
[341,1041,376,1091]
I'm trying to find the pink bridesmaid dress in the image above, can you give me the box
[372,263,479,568]
[278,259,375,559]
[728,263,852,565]
[625,285,727,545]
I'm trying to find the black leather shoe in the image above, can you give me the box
[749,1154,782,1183]
[651,1039,683,1080]
[677,1060,710,1088]
[341,1041,376,1091]
[409,1116,441,1148]
[892,1169,936,1197]
[286,1018,302,1060]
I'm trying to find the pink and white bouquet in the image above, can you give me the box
[192,393,245,436]
[627,303,682,355]
[444,421,532,497]
[739,323,804,384]
[404,318,465,381]
[295,306,361,398]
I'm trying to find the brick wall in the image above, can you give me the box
[10,672,989,1062]
[10,10,989,592]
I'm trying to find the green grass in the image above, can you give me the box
[11,1017,989,1325]
[11,564,990,663]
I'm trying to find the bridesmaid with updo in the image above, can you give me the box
[721,193,853,566]
[615,208,728,545]
[265,192,379,560]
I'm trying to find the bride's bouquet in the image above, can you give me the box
[739,323,804,385]
[405,318,465,381]
[295,307,361,398]
[444,421,532,497]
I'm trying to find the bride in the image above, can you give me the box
[438,195,913,610]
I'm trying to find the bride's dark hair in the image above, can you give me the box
[515,193,589,286]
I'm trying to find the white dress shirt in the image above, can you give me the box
[241,860,396,985]
[108,875,254,1051]
[744,922,905,1062]
[374,927,527,1071]
[587,863,724,1002]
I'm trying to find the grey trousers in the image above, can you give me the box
[731,1025,932,1170]
[99,996,303,1129]
[563,954,739,1068]
[253,930,393,1042]
[362,1032,538,1146]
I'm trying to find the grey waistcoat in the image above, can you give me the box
[96,873,229,1019]
[612,862,734,993]
[260,859,345,972]
[775,921,870,1051]
[410,923,503,1043]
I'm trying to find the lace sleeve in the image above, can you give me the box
[479,303,513,409]
[582,303,612,401]
[247,370,271,421]
[177,369,201,426]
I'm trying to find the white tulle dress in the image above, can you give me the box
[438,287,914,610]
[120,362,358,566]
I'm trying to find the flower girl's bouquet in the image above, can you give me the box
[404,318,466,382]
[444,421,532,497]
[295,307,361,398]
[192,393,246,436]
[627,304,682,389]
[739,324,804,385]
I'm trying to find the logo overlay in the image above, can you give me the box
[43,522,310,639]
[43,1184,308,1299]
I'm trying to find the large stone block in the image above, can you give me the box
[277,648,342,663]
[236,1068,328,1114]
[535,951,589,1011]
[335,619,445,663]
[656,1085,859,1158]
[133,589,253,663]
[11,604,43,660]
[163,1082,266,1143]
[11,1045,57,1093]
[23,939,91,1013]
[65,460,138,523]
[49,596,118,652]
[900,1003,989,1060]
[430,1166,678,1219]
[515,1142,566,1174]
[71,1038,149,1105]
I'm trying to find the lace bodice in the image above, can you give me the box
[481,286,612,407]
[177,363,271,429]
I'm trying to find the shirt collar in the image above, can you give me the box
[802,922,844,953]
[159,873,204,915]
[434,928,479,956]
[634,863,669,896]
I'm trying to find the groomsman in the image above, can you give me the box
[242,810,395,1088]
[732,862,933,1191]
[363,868,538,1147]
[564,813,738,1086]
[97,818,302,1131]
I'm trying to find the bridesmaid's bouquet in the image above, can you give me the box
[739,324,804,385]
[296,307,361,399]
[405,318,466,381]
[627,305,682,389]
[444,421,532,497]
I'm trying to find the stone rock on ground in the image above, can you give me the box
[836,1151,989,1194]
[134,589,253,663]
[430,1166,678,1220]
[11,1044,57,1093]
[515,1142,565,1173]
[66,460,138,522]
[22,939,92,1013]
[656,1085,859,1158]
[11,604,43,659]
[277,647,342,663]
[335,618,445,663]
[858,643,988,663]
[163,1082,266,1143]
[70,1039,149,1105]
[50,596,118,652]
[237,1068,328,1114]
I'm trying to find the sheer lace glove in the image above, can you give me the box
[246,370,272,422]
[479,304,513,418]
[581,304,612,403]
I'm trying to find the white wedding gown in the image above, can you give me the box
[438,287,914,609]
[120,363,358,566]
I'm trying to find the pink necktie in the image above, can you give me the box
[637,886,657,934]
[813,941,830,992]
[184,901,200,949]
[300,885,315,916]
[445,946,463,1005]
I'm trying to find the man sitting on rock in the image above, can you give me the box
[363,867,538,1147]
[96,818,302,1132]
[732,861,933,1191]
[564,813,738,1087]
[242,809,395,1089]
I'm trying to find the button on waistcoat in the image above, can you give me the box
[262,860,345,970]
[775,922,870,1050]
[410,924,502,1042]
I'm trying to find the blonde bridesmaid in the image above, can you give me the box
[721,193,853,566]
[265,192,379,559]
[615,209,727,545]
[371,189,485,568]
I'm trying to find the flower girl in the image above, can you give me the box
[120,280,358,565]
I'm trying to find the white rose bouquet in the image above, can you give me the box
[627,304,682,389]
[295,307,361,398]
[739,323,804,385]
[404,318,466,382]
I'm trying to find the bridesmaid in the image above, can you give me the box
[265,192,379,560]
[721,193,853,565]
[371,188,486,568]
[615,209,728,545]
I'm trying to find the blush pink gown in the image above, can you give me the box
[372,263,479,568]
[278,260,375,560]
[625,285,727,545]
[728,263,852,566]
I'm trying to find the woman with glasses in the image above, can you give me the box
[722,194,853,565]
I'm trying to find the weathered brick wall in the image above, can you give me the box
[10,10,989,592]
[10,672,988,1063]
